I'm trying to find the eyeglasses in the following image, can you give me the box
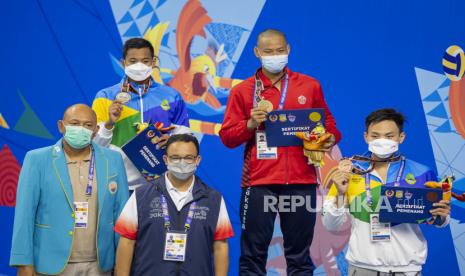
[167,155,198,164]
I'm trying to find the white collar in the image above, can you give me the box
[370,162,391,184]
[164,173,195,193]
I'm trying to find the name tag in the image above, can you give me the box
[164,231,188,262]
[256,131,277,159]
[370,213,391,242]
[74,202,89,229]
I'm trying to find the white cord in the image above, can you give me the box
[138,86,144,123]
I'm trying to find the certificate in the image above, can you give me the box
[379,186,442,224]
[264,108,325,147]
[122,124,167,181]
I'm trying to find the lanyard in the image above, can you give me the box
[137,86,144,124]
[364,156,405,206]
[160,194,197,232]
[253,72,289,110]
[85,150,95,197]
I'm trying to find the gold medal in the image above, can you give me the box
[116,92,131,104]
[258,99,273,112]
[338,159,353,173]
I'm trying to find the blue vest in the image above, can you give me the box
[131,176,222,275]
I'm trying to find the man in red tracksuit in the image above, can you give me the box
[219,29,342,275]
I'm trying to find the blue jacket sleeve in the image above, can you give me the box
[425,169,438,182]
[10,151,41,266]
[172,93,189,127]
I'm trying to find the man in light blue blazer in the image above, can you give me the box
[10,104,129,275]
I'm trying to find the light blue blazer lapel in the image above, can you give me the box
[93,142,108,213]
[51,139,74,211]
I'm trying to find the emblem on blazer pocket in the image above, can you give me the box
[109,181,118,194]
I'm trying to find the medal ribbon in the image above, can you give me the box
[346,155,404,175]
[253,71,289,110]
[120,77,152,95]
[362,156,406,206]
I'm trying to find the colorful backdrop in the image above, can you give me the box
[1,0,465,275]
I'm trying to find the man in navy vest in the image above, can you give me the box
[114,134,234,275]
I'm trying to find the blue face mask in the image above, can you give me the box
[63,125,93,149]
[260,54,288,73]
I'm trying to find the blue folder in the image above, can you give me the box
[122,124,167,181]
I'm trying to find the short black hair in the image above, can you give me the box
[365,108,405,132]
[122,38,155,59]
[165,134,200,155]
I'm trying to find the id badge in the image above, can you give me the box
[163,231,188,262]
[370,213,391,242]
[74,202,89,229]
[256,131,277,160]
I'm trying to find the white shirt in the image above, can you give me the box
[164,173,195,211]
[322,168,450,273]
[108,144,147,190]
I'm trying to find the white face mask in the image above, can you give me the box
[260,54,288,74]
[124,62,153,82]
[368,138,399,159]
[167,160,197,181]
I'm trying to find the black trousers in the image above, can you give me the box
[239,184,317,276]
